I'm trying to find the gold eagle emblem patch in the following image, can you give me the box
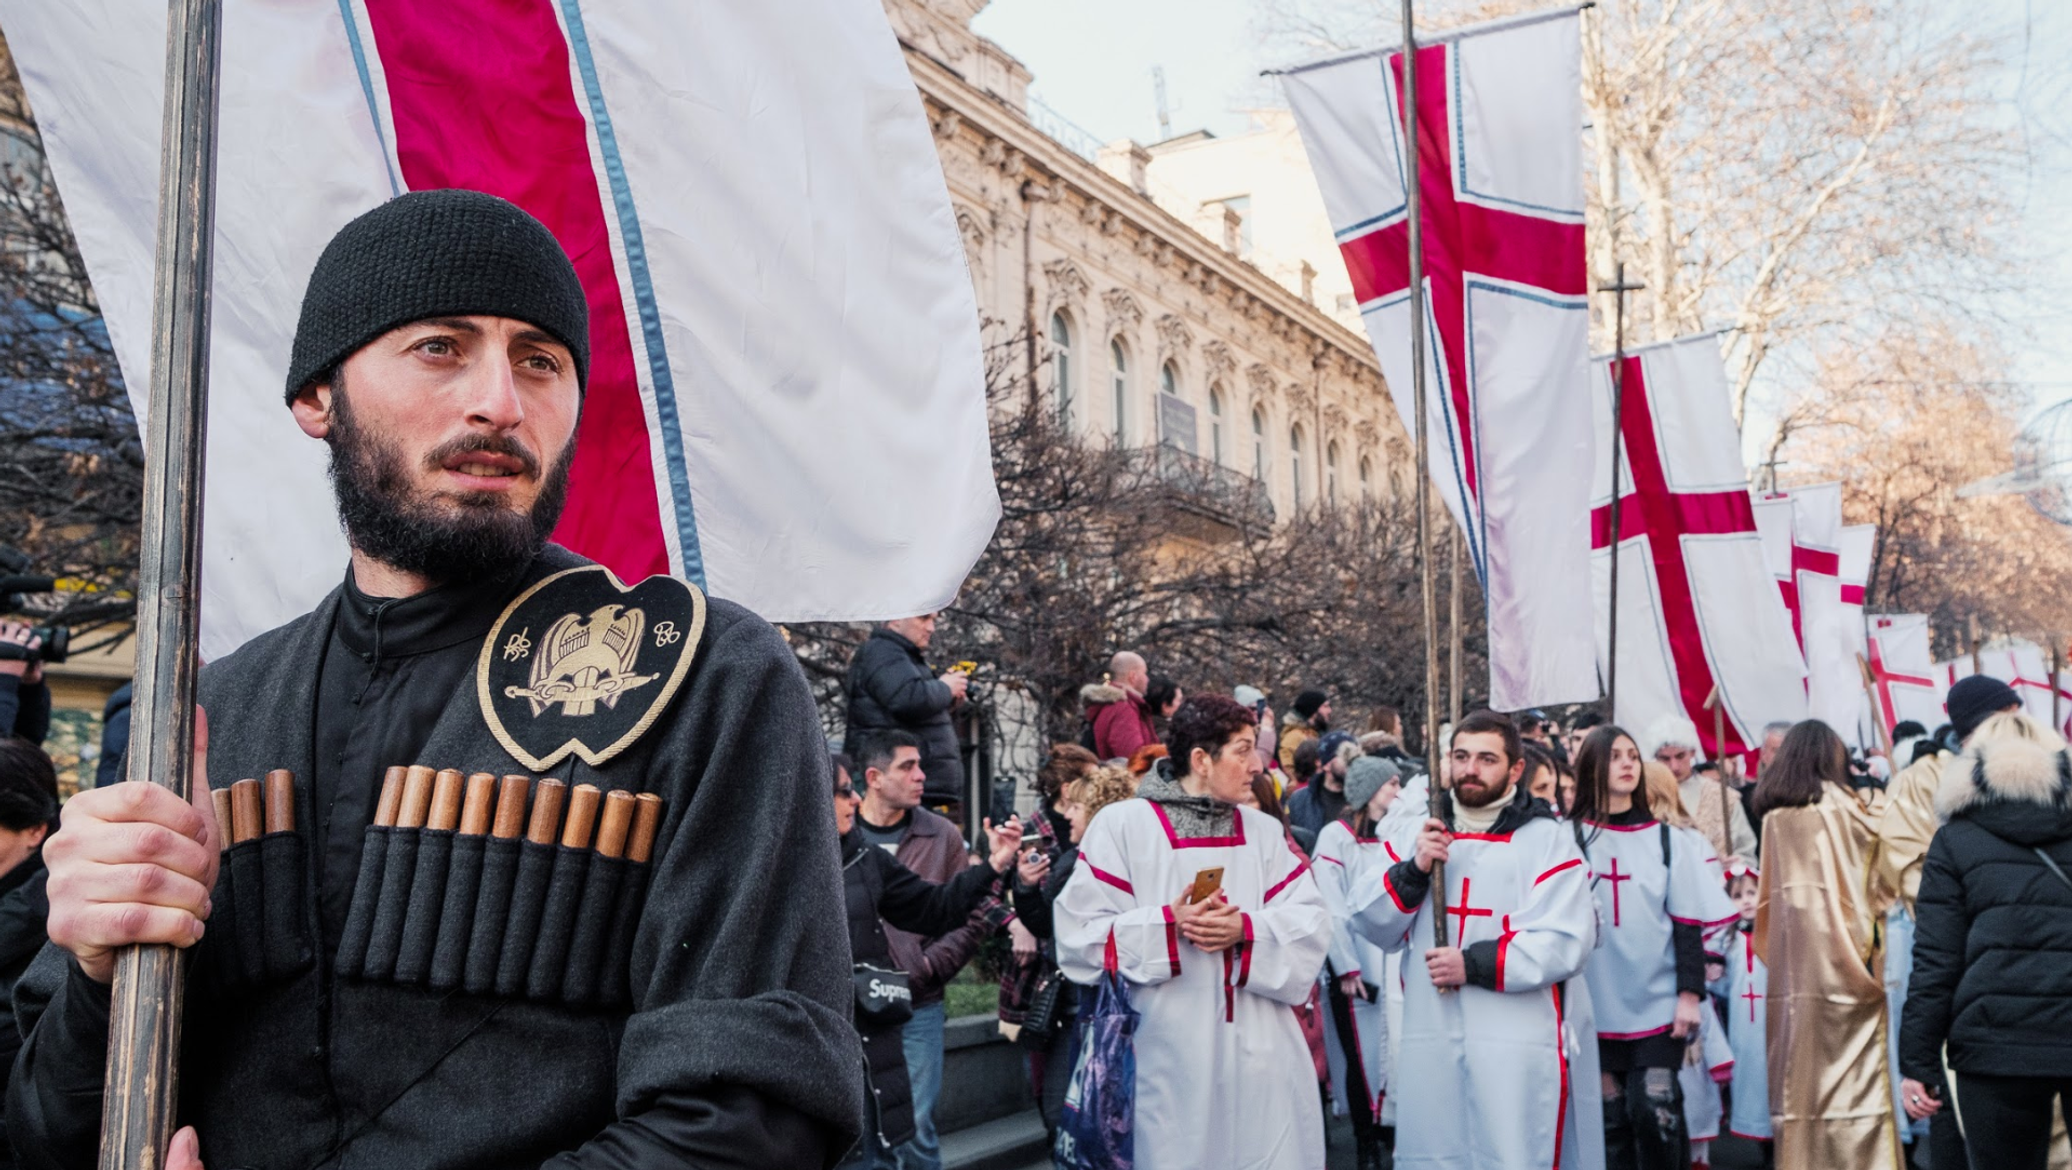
[478,565,705,771]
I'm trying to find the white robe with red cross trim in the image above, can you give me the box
[1576,819,1740,1040]
[1313,819,1396,1119]
[1346,816,1602,1170]
[1678,995,1735,1140]
[1055,798,1331,1170]
[1717,925,1771,1140]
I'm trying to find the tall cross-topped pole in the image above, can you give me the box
[101,1,222,1166]
[1598,262,1644,718]
[1399,0,1449,948]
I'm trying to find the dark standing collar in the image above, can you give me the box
[334,559,534,662]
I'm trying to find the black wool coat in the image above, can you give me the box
[841,628,963,804]
[7,547,864,1169]
[1900,734,2072,1093]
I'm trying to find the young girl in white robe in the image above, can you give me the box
[1717,863,1771,1151]
[1571,733,1740,1170]
[1055,697,1331,1170]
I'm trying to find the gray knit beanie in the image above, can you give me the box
[284,189,590,402]
[1344,754,1402,812]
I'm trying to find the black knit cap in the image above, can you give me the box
[1947,674,2022,741]
[284,189,589,402]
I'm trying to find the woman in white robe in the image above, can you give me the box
[1055,695,1331,1170]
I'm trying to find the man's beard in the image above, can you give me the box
[1452,774,1513,809]
[1311,715,1330,733]
[327,378,573,587]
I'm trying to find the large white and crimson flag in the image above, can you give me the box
[1868,615,1945,737]
[1590,335,1805,755]
[1,0,998,659]
[1280,7,1597,711]
[1751,484,1858,741]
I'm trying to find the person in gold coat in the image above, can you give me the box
[1751,719,1902,1169]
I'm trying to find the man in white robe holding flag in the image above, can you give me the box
[1347,711,1602,1170]
[1054,695,1331,1170]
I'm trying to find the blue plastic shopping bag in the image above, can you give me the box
[1054,932,1137,1170]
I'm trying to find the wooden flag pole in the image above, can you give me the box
[2053,637,2064,734]
[1449,526,1463,724]
[101,1,222,1166]
[1398,0,1448,948]
[1703,686,1731,859]
[1598,263,1644,718]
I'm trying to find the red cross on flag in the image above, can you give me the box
[1281,7,1598,711]
[1868,615,1946,736]
[1590,334,1805,756]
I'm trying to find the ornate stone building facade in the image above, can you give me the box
[884,0,1412,522]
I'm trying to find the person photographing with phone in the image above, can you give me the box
[1053,694,1331,1170]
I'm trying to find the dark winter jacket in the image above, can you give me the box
[1900,733,2072,1094]
[6,546,864,1169]
[843,833,1005,1150]
[1285,780,1347,839]
[843,628,964,805]
[0,852,47,1170]
[0,675,48,748]
[1080,683,1155,762]
[877,807,1011,1006]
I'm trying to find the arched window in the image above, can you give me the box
[1251,408,1267,478]
[1359,455,1374,498]
[1110,340,1128,443]
[1160,362,1179,398]
[1326,440,1341,504]
[1290,425,1306,509]
[1208,387,1226,465]
[1049,312,1073,420]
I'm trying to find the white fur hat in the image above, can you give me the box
[1642,713,1701,758]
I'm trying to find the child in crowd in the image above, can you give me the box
[1716,861,1772,1167]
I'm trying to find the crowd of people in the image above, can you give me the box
[835,615,2072,1170]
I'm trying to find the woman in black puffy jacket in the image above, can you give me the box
[1899,713,2072,1170]
[832,754,1028,1167]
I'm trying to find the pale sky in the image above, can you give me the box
[971,0,2072,424]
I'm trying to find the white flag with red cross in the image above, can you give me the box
[1281,7,1597,712]
[1869,615,1946,736]
[1752,484,1857,742]
[2,0,998,659]
[1589,334,1805,755]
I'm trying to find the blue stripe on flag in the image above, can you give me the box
[556,0,706,589]
[335,0,400,198]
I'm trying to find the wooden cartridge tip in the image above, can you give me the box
[210,788,234,852]
[398,765,437,829]
[229,778,263,845]
[375,766,409,828]
[492,775,532,839]
[629,792,664,863]
[428,769,465,832]
[595,789,636,858]
[459,773,498,837]
[526,778,568,845]
[264,769,296,835]
[561,783,603,849]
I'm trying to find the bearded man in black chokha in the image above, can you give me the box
[11,190,863,1169]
